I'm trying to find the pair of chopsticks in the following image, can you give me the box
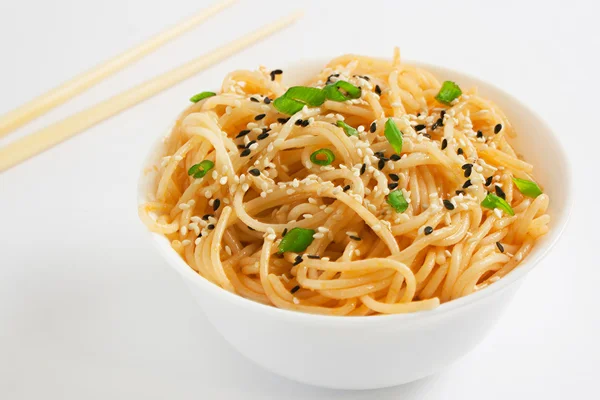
[0,0,302,172]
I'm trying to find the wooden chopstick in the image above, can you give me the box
[0,11,303,172]
[0,0,236,139]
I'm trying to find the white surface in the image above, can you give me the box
[0,0,597,398]
[138,58,573,390]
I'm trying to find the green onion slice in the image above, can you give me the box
[284,86,327,106]
[336,120,358,136]
[273,96,305,115]
[435,81,462,105]
[310,148,335,166]
[387,190,409,213]
[187,160,214,179]
[278,227,315,254]
[190,91,216,103]
[512,177,543,198]
[324,80,362,102]
[384,118,403,154]
[481,193,515,216]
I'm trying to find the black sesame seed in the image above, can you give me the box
[236,129,251,138]
[301,119,310,127]
[278,117,290,124]
[254,114,266,121]
[213,199,221,212]
[295,119,303,126]
[494,124,502,134]
[388,182,399,190]
[375,85,382,96]
[374,151,385,158]
[438,117,444,127]
[282,228,288,237]
[326,73,340,84]
[307,254,321,259]
[343,184,351,192]
[240,148,251,157]
[349,235,362,241]
[245,140,257,148]
[250,97,259,103]
[389,173,399,182]
[477,130,483,138]
[249,168,260,177]
[202,214,213,220]
[440,110,446,119]
[292,258,303,266]
[485,176,494,186]
[414,124,426,132]
[377,158,385,170]
[455,190,465,195]
[422,133,432,139]
[464,167,472,178]
[441,139,448,150]
[237,144,246,149]
[295,254,303,263]
[443,199,455,210]
[461,163,473,170]
[370,122,377,133]
[390,154,401,161]
[257,132,269,140]
[432,121,439,131]
[197,233,202,238]
[495,185,506,200]
[290,285,300,294]
[207,224,215,230]
[457,148,464,155]
[264,97,272,104]
[270,69,283,80]
[360,163,366,175]
[496,242,505,253]
[462,179,472,188]
[424,226,433,235]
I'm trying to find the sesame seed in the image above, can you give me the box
[414,124,426,131]
[377,158,385,170]
[389,173,399,182]
[388,182,398,190]
[496,242,505,252]
[264,97,272,104]
[349,235,362,241]
[236,129,251,138]
[301,119,310,127]
[278,117,290,124]
[457,148,464,155]
[375,85,382,95]
[307,254,321,259]
[464,167,472,178]
[254,114,266,121]
[494,124,502,134]
[282,228,288,237]
[290,285,300,294]
[495,185,506,200]
[370,122,377,133]
[202,214,213,220]
[250,97,259,103]
[360,163,366,175]
[270,69,283,80]
[441,139,448,150]
[343,184,351,192]
[443,199,455,210]
[462,180,472,188]
[424,226,433,235]
[485,176,494,186]
[477,131,483,138]
[257,132,269,140]
[455,190,465,196]
[390,154,401,161]
[245,140,257,149]
[207,224,215,230]
[213,199,221,212]
[240,148,251,157]
[461,163,473,170]
[249,168,260,176]
[313,232,324,239]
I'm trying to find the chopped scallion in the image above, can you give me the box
[310,148,335,166]
[384,118,403,154]
[435,81,462,105]
[189,91,216,103]
[187,160,214,179]
[273,96,305,115]
[336,120,358,136]
[481,193,515,215]
[387,190,409,213]
[278,228,315,253]
[512,177,543,198]
[324,80,361,102]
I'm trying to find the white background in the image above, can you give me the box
[1,0,598,398]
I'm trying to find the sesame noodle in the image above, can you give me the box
[139,49,550,316]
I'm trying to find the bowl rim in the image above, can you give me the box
[138,58,574,326]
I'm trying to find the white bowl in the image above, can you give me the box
[137,59,572,390]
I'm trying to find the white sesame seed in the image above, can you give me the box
[242,183,250,192]
[317,226,329,233]
[180,226,188,235]
[181,239,191,246]
[303,214,313,219]
[220,176,228,185]
[178,203,190,210]
[313,232,324,239]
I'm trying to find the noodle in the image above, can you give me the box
[139,49,550,316]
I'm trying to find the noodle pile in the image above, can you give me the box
[140,49,550,315]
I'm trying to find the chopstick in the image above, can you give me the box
[0,11,303,172]
[0,0,236,139]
